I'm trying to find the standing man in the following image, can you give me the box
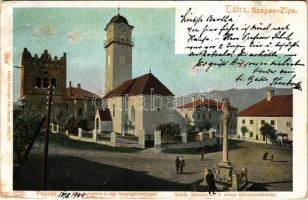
[263,150,268,160]
[206,169,216,195]
[175,156,180,174]
[179,156,185,174]
[201,151,205,160]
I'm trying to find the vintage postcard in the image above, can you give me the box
[0,1,307,199]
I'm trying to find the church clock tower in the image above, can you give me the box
[104,14,134,94]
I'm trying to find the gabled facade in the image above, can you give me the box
[237,90,293,143]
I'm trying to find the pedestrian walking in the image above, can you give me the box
[271,154,274,162]
[175,156,180,174]
[206,169,216,195]
[201,151,205,160]
[179,156,185,174]
[263,151,268,160]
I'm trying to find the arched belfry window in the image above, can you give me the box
[43,77,49,88]
[51,78,57,88]
[35,77,41,88]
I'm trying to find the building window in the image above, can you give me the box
[51,78,57,88]
[242,119,245,124]
[256,135,259,140]
[43,77,49,88]
[78,108,82,115]
[120,55,126,64]
[286,122,291,127]
[250,132,253,137]
[35,77,41,88]
[112,105,115,117]
[250,120,254,125]
[131,106,135,122]
[261,120,265,125]
[270,120,275,125]
[197,113,201,120]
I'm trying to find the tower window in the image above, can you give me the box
[107,55,111,65]
[35,77,41,88]
[43,77,49,88]
[51,78,57,88]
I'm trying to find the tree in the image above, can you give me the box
[260,122,277,143]
[157,123,181,143]
[200,119,212,132]
[240,126,248,138]
[13,111,42,187]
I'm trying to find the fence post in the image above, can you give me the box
[138,132,145,149]
[154,130,161,149]
[78,128,82,139]
[56,124,59,133]
[181,132,187,143]
[93,129,97,142]
[111,132,117,147]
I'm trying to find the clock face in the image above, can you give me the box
[119,24,126,32]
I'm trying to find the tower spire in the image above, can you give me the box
[117,5,120,15]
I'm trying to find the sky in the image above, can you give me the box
[13,8,291,100]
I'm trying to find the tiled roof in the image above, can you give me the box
[65,87,97,100]
[178,98,237,110]
[97,109,112,121]
[104,73,174,98]
[237,95,292,117]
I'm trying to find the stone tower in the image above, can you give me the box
[104,14,134,94]
[19,48,67,113]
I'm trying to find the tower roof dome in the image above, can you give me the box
[105,14,133,30]
[109,14,129,25]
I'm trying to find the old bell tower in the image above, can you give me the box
[104,13,134,94]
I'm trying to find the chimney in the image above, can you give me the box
[267,89,274,101]
[69,81,72,95]
[77,83,81,89]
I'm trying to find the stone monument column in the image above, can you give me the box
[222,100,230,163]
[216,98,233,186]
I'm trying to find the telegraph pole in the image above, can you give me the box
[43,84,54,189]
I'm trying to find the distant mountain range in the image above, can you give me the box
[176,87,293,111]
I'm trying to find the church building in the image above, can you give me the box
[99,14,185,137]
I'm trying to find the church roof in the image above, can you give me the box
[178,98,237,110]
[237,95,293,117]
[103,73,174,98]
[97,109,112,121]
[65,87,97,100]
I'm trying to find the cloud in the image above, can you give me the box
[25,23,31,26]
[32,26,55,37]
[67,32,82,42]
